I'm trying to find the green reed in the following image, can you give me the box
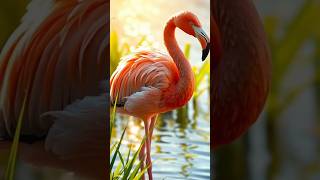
[110,31,210,178]
[5,94,27,180]
[110,94,149,180]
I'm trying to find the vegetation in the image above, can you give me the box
[4,95,27,180]
[264,1,320,178]
[110,95,148,180]
[110,30,210,178]
[1,2,32,177]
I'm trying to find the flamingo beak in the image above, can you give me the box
[193,25,210,61]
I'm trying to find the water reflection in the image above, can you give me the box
[112,98,210,179]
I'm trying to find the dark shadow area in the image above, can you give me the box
[212,0,320,179]
[0,0,109,179]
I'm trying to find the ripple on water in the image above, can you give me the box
[112,113,211,180]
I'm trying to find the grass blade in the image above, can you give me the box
[5,94,27,180]
[184,43,191,60]
[123,138,146,179]
[132,164,150,180]
[110,93,118,138]
[113,159,123,178]
[110,142,117,153]
[126,146,131,165]
[128,161,142,180]
[110,127,126,169]
[195,60,210,88]
[118,151,125,167]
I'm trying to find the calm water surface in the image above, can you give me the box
[113,100,210,179]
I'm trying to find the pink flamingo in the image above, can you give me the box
[110,11,210,179]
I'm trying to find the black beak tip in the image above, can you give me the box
[202,42,210,61]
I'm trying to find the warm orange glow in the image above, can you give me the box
[111,0,160,49]
[111,0,210,66]
[125,116,144,150]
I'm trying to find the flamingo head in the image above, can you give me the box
[174,11,210,61]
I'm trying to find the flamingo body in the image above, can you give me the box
[110,50,193,119]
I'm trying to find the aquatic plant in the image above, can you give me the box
[110,30,210,179]
[5,94,27,180]
[110,94,148,180]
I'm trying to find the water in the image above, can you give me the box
[111,0,211,179]
[113,101,210,179]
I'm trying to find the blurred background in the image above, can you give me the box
[110,0,210,179]
[0,0,29,49]
[0,0,101,179]
[0,1,62,179]
[215,0,320,180]
[2,0,320,180]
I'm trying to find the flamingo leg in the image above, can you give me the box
[143,119,153,180]
[146,115,157,180]
[139,141,146,180]
[149,115,157,140]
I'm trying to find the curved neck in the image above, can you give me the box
[163,17,195,107]
[164,18,194,87]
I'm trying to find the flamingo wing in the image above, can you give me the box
[6,94,108,178]
[110,50,179,118]
[40,94,107,159]
[0,0,108,137]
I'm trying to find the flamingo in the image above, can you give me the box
[211,0,271,148]
[0,0,108,178]
[110,11,210,180]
